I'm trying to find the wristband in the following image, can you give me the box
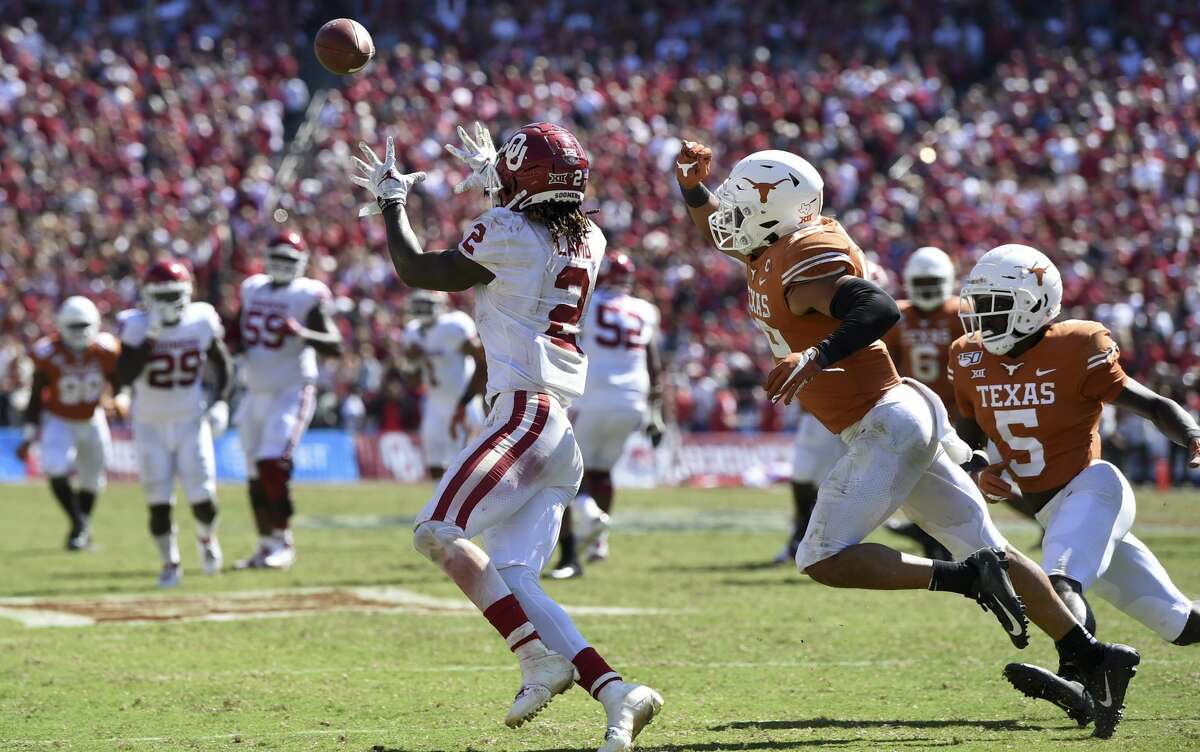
[681,183,712,209]
[378,196,406,212]
[1187,429,1200,442]
[960,449,990,474]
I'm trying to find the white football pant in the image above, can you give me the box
[39,410,110,492]
[133,416,217,504]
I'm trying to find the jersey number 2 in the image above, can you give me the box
[546,266,591,352]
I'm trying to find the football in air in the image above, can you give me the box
[314,18,375,75]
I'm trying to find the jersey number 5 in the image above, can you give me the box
[546,266,591,353]
[993,408,1046,477]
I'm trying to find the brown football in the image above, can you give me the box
[314,18,375,75]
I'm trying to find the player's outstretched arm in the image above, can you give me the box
[675,139,744,261]
[646,338,666,446]
[1112,378,1200,468]
[351,137,494,292]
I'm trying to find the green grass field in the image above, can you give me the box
[1,481,1198,751]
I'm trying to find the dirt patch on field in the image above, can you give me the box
[0,586,677,628]
[0,586,473,627]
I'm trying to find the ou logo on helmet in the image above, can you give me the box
[502,133,528,171]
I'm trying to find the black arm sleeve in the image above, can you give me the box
[115,341,155,387]
[814,277,901,366]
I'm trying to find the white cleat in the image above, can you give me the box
[157,563,182,589]
[261,540,295,570]
[234,541,272,570]
[575,499,611,550]
[597,682,664,752]
[504,650,575,728]
[198,536,223,575]
[586,535,610,564]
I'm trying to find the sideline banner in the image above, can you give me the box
[1,427,794,487]
[0,427,359,483]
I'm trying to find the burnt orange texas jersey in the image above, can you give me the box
[30,333,120,420]
[746,217,901,433]
[883,297,961,417]
[948,320,1125,493]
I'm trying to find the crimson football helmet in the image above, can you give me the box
[494,122,589,211]
[598,252,635,289]
[266,230,308,284]
[143,259,193,324]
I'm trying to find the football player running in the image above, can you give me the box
[232,230,343,570]
[880,246,963,561]
[677,140,1139,737]
[116,260,233,588]
[403,290,486,480]
[17,296,119,550]
[548,251,664,579]
[949,245,1200,732]
[350,121,661,751]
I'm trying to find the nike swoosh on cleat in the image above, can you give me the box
[994,599,1024,637]
[1096,674,1113,708]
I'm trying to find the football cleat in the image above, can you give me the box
[1078,643,1140,739]
[547,561,584,580]
[598,682,664,752]
[966,547,1029,649]
[575,501,610,550]
[1004,662,1094,727]
[261,540,295,570]
[66,529,92,552]
[587,535,610,564]
[234,544,271,570]
[198,536,223,575]
[504,650,574,728]
[771,538,799,566]
[157,562,182,589]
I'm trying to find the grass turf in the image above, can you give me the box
[1,481,1198,751]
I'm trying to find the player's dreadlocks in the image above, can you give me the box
[525,201,591,249]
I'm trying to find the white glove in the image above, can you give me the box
[444,121,501,195]
[350,136,427,217]
[144,305,164,341]
[206,400,229,437]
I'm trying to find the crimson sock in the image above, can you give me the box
[573,647,621,698]
[483,594,541,652]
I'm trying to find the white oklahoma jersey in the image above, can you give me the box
[238,274,331,393]
[118,303,222,504]
[415,207,604,573]
[572,287,658,470]
[405,311,484,468]
[236,274,328,465]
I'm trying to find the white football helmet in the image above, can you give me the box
[904,246,956,311]
[960,244,1062,356]
[407,290,448,325]
[708,150,823,255]
[266,230,309,285]
[56,296,101,351]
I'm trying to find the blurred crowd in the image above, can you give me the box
[2,0,1199,479]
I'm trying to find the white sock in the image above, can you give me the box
[195,521,215,541]
[154,528,179,565]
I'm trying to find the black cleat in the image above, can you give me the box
[1079,643,1140,739]
[1004,662,1094,726]
[966,547,1029,649]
